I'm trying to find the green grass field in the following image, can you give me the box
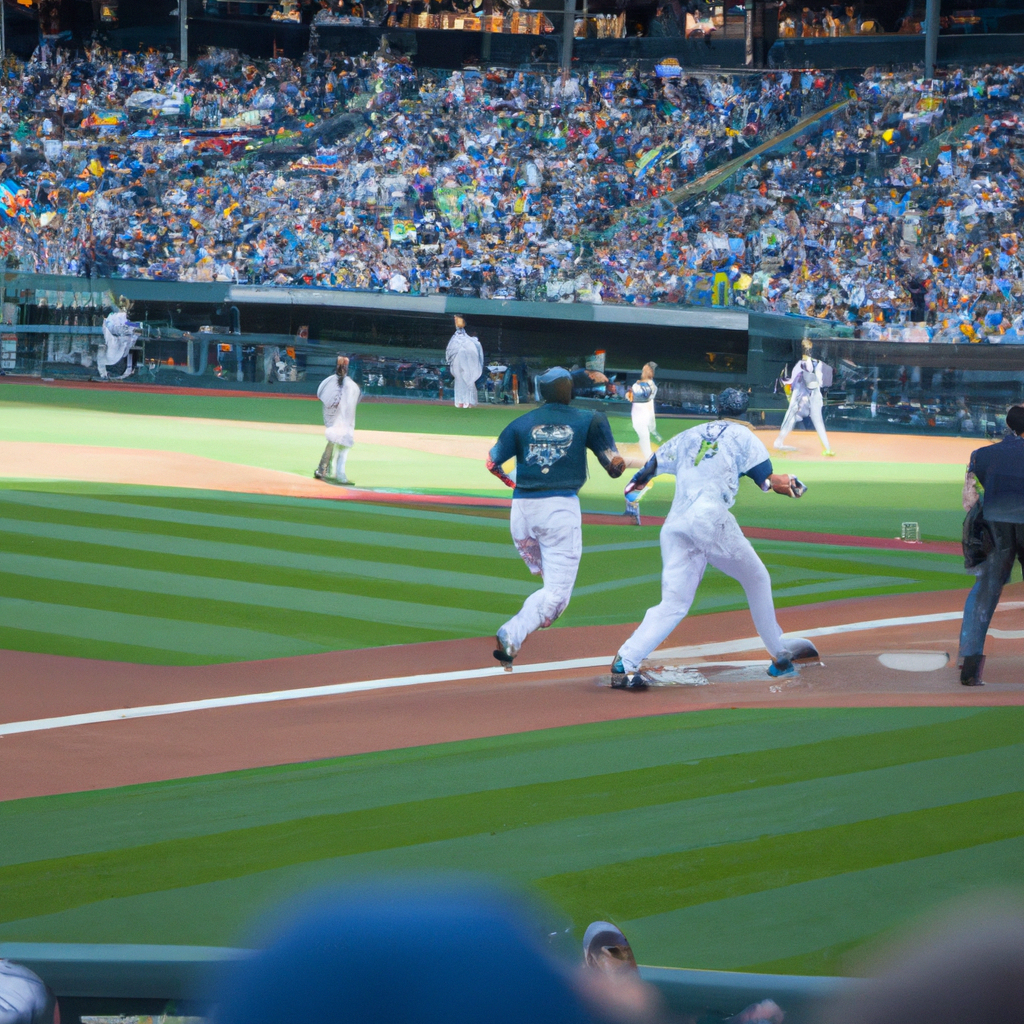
[2,707,1022,974]
[2,382,1020,973]
[0,485,970,665]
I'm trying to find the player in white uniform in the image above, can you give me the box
[624,362,662,524]
[775,339,835,455]
[315,355,361,486]
[611,388,816,690]
[96,297,141,380]
[445,315,485,409]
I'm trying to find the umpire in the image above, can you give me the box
[959,404,1024,686]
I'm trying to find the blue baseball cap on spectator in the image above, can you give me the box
[214,879,602,1024]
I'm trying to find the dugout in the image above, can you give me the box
[4,271,1023,437]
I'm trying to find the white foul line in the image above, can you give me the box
[0,610,977,738]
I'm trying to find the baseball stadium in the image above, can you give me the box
[1,10,1024,1024]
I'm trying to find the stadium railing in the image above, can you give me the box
[0,941,864,1023]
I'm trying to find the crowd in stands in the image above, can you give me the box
[1,43,1023,341]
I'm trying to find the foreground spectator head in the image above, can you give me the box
[0,960,59,1024]
[215,879,612,1024]
[816,905,1024,1024]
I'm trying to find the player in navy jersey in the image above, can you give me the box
[486,367,625,668]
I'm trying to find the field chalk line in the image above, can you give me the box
[0,610,986,737]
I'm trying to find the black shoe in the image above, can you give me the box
[961,654,985,686]
[493,628,516,672]
[624,671,650,692]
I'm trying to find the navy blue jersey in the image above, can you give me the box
[971,433,1024,524]
[489,403,619,499]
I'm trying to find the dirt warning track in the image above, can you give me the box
[1,586,1021,802]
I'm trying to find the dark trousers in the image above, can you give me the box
[959,520,1024,657]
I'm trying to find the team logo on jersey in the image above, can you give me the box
[526,423,574,469]
[694,438,719,466]
[693,422,730,467]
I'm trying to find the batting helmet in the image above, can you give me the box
[717,388,749,417]
[537,367,573,405]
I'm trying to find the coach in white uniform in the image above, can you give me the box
[775,339,834,455]
[487,367,625,668]
[613,388,812,690]
[446,315,485,409]
[315,355,361,486]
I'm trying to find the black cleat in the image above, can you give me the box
[961,654,986,686]
[494,627,517,672]
[785,638,820,662]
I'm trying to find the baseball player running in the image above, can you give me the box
[624,362,662,524]
[611,388,816,690]
[315,355,361,486]
[487,367,626,668]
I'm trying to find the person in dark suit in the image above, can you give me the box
[958,404,1024,685]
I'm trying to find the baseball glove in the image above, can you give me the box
[770,474,807,498]
[607,455,627,479]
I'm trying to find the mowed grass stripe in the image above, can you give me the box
[0,533,521,621]
[0,502,516,576]
[0,517,533,596]
[56,488,514,530]
[0,492,517,556]
[0,625,233,668]
[620,836,1024,975]
[0,596,323,659]
[536,791,1024,926]
[2,709,969,866]
[0,572,494,651]
[0,554,504,633]
[2,710,1018,923]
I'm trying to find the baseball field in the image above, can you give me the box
[0,380,1021,977]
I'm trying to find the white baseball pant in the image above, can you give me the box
[631,403,656,460]
[776,387,830,452]
[330,444,351,483]
[617,497,787,673]
[453,375,479,408]
[500,495,582,652]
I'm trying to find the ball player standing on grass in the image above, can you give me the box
[315,355,360,486]
[624,362,662,525]
[611,388,817,690]
[487,367,626,669]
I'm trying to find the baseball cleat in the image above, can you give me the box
[767,657,796,678]
[493,627,518,672]
[785,638,819,662]
[960,654,985,686]
[625,500,642,526]
[823,449,836,457]
[625,671,651,692]
[610,655,627,687]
